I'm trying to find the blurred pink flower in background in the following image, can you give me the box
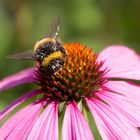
[1,43,140,140]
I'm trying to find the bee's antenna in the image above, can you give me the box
[49,30,52,38]
[54,24,59,40]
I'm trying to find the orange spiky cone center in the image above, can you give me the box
[35,43,107,102]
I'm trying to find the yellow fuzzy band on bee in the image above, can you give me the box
[34,38,55,52]
[42,51,64,67]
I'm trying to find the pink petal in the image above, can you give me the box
[27,101,58,140]
[62,101,94,140]
[0,90,40,121]
[86,98,140,140]
[104,81,140,106]
[97,87,140,127]
[98,46,140,80]
[0,101,45,139]
[0,68,35,92]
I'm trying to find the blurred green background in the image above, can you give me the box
[0,0,140,138]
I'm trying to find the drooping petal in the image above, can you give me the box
[27,101,58,140]
[97,88,140,127]
[98,46,140,80]
[0,68,35,92]
[0,90,40,121]
[86,98,140,140]
[62,101,94,140]
[0,101,45,140]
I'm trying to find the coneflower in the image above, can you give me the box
[1,43,140,140]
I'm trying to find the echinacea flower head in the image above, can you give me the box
[1,43,140,140]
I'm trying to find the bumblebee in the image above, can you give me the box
[7,19,67,73]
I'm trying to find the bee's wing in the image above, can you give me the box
[7,50,33,60]
[48,17,60,39]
